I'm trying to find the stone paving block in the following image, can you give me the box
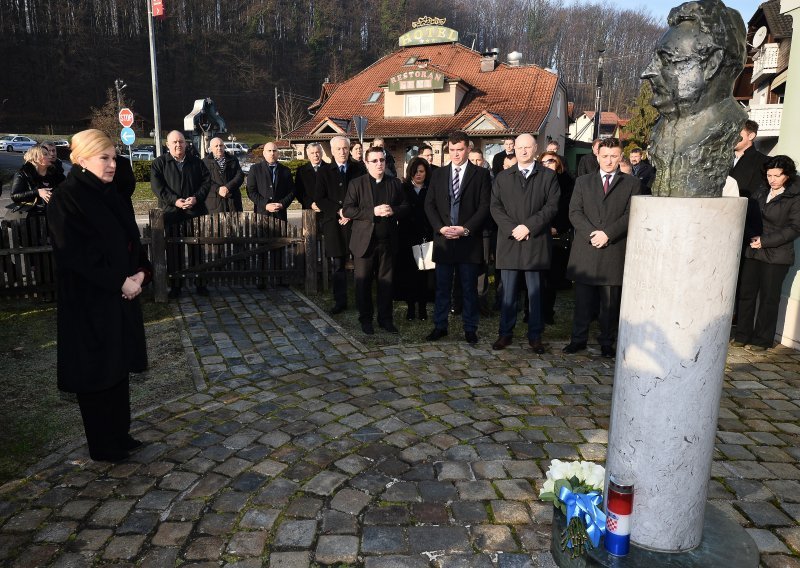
[50,552,90,567]
[495,479,536,501]
[383,482,421,502]
[362,526,408,554]
[117,511,159,535]
[492,500,531,524]
[364,555,429,568]
[102,534,147,560]
[184,536,225,560]
[418,480,459,503]
[286,497,324,518]
[451,501,489,523]
[321,509,359,534]
[330,488,371,515]
[315,535,359,564]
[227,531,268,556]
[436,461,475,481]
[364,505,411,525]
[197,513,237,535]
[727,478,773,501]
[438,553,495,568]
[274,519,317,549]
[57,500,96,520]
[776,527,800,553]
[498,553,536,568]
[473,461,506,479]
[269,551,311,568]
[745,528,790,554]
[3,508,51,532]
[302,471,348,496]
[334,454,372,475]
[152,521,194,546]
[456,481,498,500]
[71,528,113,551]
[255,478,299,506]
[411,503,449,524]
[736,501,793,526]
[32,521,77,543]
[472,525,519,552]
[407,525,471,554]
[89,499,135,525]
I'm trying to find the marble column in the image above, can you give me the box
[605,196,747,552]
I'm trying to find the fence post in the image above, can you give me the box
[303,209,318,295]
[149,208,168,303]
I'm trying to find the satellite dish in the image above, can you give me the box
[752,26,768,48]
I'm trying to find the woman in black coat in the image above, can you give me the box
[396,157,434,320]
[11,144,65,216]
[47,129,151,462]
[733,155,800,351]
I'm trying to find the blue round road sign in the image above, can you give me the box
[121,127,136,146]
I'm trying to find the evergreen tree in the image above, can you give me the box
[623,81,659,152]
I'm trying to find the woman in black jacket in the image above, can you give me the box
[11,144,65,216]
[47,129,151,462]
[395,157,434,320]
[733,155,800,351]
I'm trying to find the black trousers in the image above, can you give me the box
[735,258,789,348]
[331,256,348,308]
[76,377,131,459]
[354,240,394,325]
[571,282,621,347]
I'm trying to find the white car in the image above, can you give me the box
[131,150,155,161]
[0,134,37,153]
[224,142,250,155]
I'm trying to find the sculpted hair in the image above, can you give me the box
[763,155,797,183]
[406,156,431,182]
[598,137,622,150]
[70,129,115,163]
[448,131,470,146]
[23,144,49,166]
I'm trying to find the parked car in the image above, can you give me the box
[131,150,155,161]
[0,134,37,153]
[224,142,250,155]
[51,139,69,147]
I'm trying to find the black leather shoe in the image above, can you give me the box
[426,328,448,341]
[492,335,513,350]
[123,436,144,451]
[465,331,478,344]
[601,345,615,358]
[529,338,546,354]
[330,304,346,315]
[167,287,181,299]
[89,449,128,463]
[380,322,399,333]
[361,322,375,335]
[562,342,587,354]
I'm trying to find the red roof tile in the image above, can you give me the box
[287,43,559,140]
[581,111,625,125]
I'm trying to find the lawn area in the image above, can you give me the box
[0,297,195,484]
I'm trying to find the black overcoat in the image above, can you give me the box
[246,160,295,221]
[490,164,560,271]
[424,161,491,264]
[731,145,769,198]
[294,162,321,209]
[745,182,800,265]
[202,152,244,213]
[315,160,366,257]
[150,152,210,223]
[566,171,639,286]
[343,175,409,258]
[47,168,150,394]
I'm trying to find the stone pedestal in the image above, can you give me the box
[605,196,747,552]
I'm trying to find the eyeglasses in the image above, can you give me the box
[542,159,557,165]
[367,158,386,164]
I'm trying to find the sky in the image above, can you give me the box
[598,0,763,24]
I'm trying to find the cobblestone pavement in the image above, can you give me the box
[1,287,799,567]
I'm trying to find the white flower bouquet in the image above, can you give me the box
[539,459,607,558]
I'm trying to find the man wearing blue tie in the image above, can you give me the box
[247,142,295,221]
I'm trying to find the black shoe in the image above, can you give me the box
[196,285,209,296]
[406,306,416,320]
[730,339,746,347]
[123,436,144,451]
[426,328,448,341]
[89,448,128,463]
[168,287,181,299]
[562,342,587,354]
[380,322,399,333]
[330,304,346,315]
[465,331,478,344]
[361,322,375,335]
[492,335,513,350]
[601,345,615,358]
[529,338,546,354]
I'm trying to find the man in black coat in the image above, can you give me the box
[731,120,768,199]
[247,142,295,221]
[343,146,409,334]
[424,131,492,344]
[491,137,515,176]
[294,142,324,210]
[490,134,560,354]
[575,138,601,177]
[316,135,367,313]
[419,144,439,171]
[564,137,640,358]
[151,130,212,297]
[629,147,656,195]
[203,137,244,213]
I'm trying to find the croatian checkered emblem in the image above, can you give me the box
[607,516,618,532]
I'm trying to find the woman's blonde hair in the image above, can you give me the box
[70,129,114,164]
[23,144,49,166]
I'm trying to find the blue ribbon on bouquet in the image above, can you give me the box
[558,486,607,548]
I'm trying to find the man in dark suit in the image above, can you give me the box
[491,137,515,176]
[731,120,768,199]
[419,144,439,170]
[343,146,409,335]
[316,135,367,313]
[629,147,656,195]
[490,134,560,354]
[563,137,639,358]
[203,137,244,213]
[294,142,324,210]
[576,138,601,177]
[424,131,492,344]
[247,142,295,220]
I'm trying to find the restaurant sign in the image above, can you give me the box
[388,69,445,92]
[399,17,458,46]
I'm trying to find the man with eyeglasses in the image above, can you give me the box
[369,138,397,177]
[343,147,409,334]
[419,144,438,170]
[490,134,560,354]
[316,135,367,313]
[424,130,491,345]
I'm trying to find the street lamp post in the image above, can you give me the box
[593,47,605,142]
[146,0,164,157]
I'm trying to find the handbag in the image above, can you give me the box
[412,239,435,270]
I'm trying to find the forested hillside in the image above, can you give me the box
[0,0,664,133]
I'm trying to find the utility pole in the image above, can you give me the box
[147,0,164,157]
[275,87,281,139]
[593,46,605,142]
[114,79,127,111]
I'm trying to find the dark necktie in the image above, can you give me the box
[339,164,346,176]
[603,174,611,194]
[453,167,461,200]
[313,165,319,172]
[521,168,529,179]
[269,164,276,185]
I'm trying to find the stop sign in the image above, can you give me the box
[118,108,134,128]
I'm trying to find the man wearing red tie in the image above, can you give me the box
[563,137,640,358]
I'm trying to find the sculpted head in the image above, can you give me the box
[642,0,745,118]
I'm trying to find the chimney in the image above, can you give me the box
[507,51,522,67]
[480,48,499,72]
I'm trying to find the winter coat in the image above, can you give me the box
[11,161,65,216]
[202,152,244,213]
[745,182,800,265]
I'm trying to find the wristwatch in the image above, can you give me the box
[463,228,470,237]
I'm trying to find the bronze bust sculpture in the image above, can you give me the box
[644,0,747,197]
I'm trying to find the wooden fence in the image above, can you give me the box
[0,210,324,301]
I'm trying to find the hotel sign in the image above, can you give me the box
[388,70,445,92]
[399,25,459,46]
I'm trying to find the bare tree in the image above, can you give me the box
[275,90,311,139]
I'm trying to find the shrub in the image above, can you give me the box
[133,160,152,182]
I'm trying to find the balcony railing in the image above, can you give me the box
[748,104,783,136]
[752,43,779,84]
